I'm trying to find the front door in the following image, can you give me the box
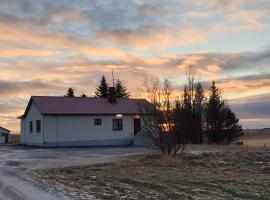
[134,118,141,135]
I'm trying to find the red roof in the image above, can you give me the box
[19,96,151,118]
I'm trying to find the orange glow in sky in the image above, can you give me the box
[0,0,270,132]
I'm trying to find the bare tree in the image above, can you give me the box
[138,78,185,155]
[186,65,198,101]
[181,65,205,144]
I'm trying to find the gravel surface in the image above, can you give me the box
[0,145,154,199]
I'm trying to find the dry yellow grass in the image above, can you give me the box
[31,147,270,200]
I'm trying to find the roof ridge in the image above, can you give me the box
[19,96,150,119]
[32,96,97,98]
[31,96,145,100]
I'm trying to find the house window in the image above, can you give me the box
[29,121,33,133]
[113,119,123,131]
[94,119,102,126]
[36,120,41,133]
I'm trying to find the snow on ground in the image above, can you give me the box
[0,145,154,199]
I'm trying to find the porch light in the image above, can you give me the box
[116,114,123,118]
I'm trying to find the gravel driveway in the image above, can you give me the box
[0,145,153,200]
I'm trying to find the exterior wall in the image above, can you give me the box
[0,128,10,144]
[20,102,142,147]
[20,118,25,144]
[0,135,5,144]
[43,115,135,147]
[20,103,44,146]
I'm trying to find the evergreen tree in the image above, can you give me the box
[108,87,117,103]
[181,84,193,143]
[115,79,129,98]
[222,107,243,143]
[205,81,243,144]
[193,82,205,144]
[205,81,223,143]
[65,88,75,97]
[174,99,186,144]
[95,75,109,98]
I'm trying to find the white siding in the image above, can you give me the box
[0,128,9,144]
[20,103,43,145]
[20,102,141,146]
[0,136,5,144]
[43,115,135,146]
[43,116,57,143]
[20,119,25,144]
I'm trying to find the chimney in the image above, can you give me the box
[108,87,117,103]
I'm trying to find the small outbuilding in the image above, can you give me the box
[0,126,11,144]
[19,96,149,147]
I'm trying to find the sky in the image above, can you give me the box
[0,0,270,132]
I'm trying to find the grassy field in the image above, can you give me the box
[32,147,270,200]
[242,129,270,147]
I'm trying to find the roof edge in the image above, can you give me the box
[0,126,11,132]
[18,97,33,119]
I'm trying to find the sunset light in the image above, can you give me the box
[0,1,269,132]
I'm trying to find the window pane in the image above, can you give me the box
[118,119,123,130]
[36,120,41,132]
[29,121,33,133]
[94,119,102,125]
[113,119,118,130]
[112,119,123,131]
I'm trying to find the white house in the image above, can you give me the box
[0,126,11,144]
[19,96,149,147]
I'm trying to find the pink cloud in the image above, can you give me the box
[99,28,206,50]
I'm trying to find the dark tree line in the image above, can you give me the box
[64,75,129,98]
[140,66,243,155]
[178,80,243,145]
[174,66,243,145]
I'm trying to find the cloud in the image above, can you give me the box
[0,21,126,58]
[228,10,270,32]
[231,94,270,128]
[0,48,58,57]
[0,0,269,130]
[0,103,23,114]
[0,0,268,57]
[209,0,245,11]
[175,49,270,75]
[0,1,206,52]
[98,28,206,50]
[217,78,270,98]
[50,10,88,23]
[0,79,65,97]
[186,11,216,18]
